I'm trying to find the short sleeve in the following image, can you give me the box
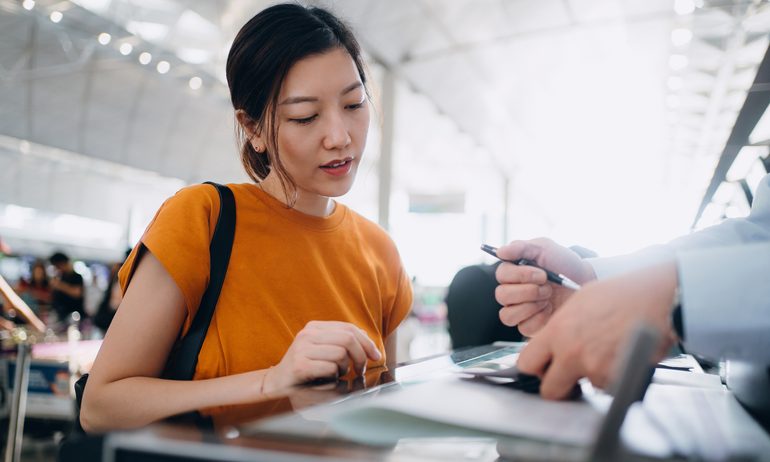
[65,272,84,287]
[118,185,220,333]
[383,265,413,338]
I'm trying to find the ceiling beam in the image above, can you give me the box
[692,42,770,226]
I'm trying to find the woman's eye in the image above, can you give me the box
[290,115,317,125]
[346,101,365,110]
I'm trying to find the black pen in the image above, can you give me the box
[481,244,581,290]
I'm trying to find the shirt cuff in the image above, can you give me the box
[588,245,676,280]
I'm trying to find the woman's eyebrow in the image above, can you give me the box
[340,81,362,95]
[279,95,317,105]
[279,82,362,105]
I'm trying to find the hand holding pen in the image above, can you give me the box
[483,239,597,336]
[481,244,581,290]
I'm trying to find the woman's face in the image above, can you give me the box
[271,47,370,199]
[32,265,46,282]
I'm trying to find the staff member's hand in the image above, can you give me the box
[265,321,381,392]
[495,238,597,335]
[516,262,679,399]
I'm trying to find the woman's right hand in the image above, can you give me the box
[495,238,597,336]
[264,321,382,393]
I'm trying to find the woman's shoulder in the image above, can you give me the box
[168,183,220,206]
[155,184,223,220]
[344,208,400,255]
[345,208,386,236]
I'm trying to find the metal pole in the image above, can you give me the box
[4,343,32,462]
[589,324,659,462]
[378,67,396,231]
[502,176,510,243]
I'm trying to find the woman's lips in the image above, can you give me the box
[319,157,354,176]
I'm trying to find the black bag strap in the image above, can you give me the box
[163,182,236,380]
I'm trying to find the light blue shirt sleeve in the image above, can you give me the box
[677,243,770,363]
[587,173,770,362]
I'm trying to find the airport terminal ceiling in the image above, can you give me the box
[1,0,770,281]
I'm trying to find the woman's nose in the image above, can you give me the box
[322,111,352,150]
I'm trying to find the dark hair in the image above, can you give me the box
[226,3,368,203]
[49,252,69,265]
[30,260,49,287]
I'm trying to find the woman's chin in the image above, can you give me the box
[320,183,355,198]
[316,176,357,198]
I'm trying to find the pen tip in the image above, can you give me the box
[563,279,581,291]
[480,244,499,258]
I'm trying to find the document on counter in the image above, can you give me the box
[326,377,603,447]
[240,350,769,460]
[631,384,770,461]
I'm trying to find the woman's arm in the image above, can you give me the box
[80,250,270,432]
[81,249,381,433]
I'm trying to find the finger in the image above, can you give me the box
[308,331,369,373]
[318,322,382,361]
[305,345,350,376]
[538,355,584,400]
[496,263,547,285]
[498,301,548,327]
[495,282,551,306]
[301,360,340,383]
[516,334,553,377]
[517,304,554,336]
[305,321,382,361]
[496,240,544,262]
[347,326,382,362]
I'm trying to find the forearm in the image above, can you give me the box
[81,369,270,433]
[588,245,675,280]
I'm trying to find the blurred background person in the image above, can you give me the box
[49,251,86,324]
[15,259,53,318]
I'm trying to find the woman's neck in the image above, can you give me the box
[259,173,335,217]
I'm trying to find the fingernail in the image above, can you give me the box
[538,285,551,297]
[374,348,382,361]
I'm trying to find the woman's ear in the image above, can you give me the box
[235,109,266,153]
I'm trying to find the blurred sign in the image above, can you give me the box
[1,358,74,420]
[408,193,465,214]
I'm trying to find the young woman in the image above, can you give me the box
[16,260,52,315]
[80,4,412,432]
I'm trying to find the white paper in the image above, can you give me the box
[652,368,724,389]
[328,378,603,447]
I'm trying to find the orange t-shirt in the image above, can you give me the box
[118,183,412,380]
